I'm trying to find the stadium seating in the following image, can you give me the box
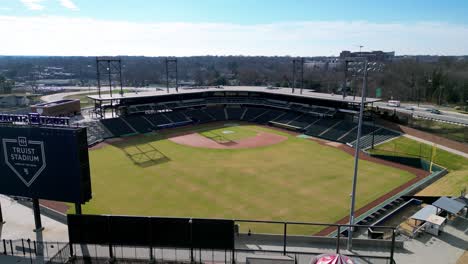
[145,113,173,126]
[253,109,285,124]
[352,128,400,149]
[339,123,378,143]
[83,121,113,145]
[226,107,245,120]
[204,107,227,121]
[242,107,268,121]
[320,121,356,142]
[183,109,214,123]
[271,111,301,124]
[288,114,319,129]
[122,115,154,134]
[100,118,136,137]
[304,118,341,137]
[163,111,189,123]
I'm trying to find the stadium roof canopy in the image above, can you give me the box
[410,205,438,222]
[88,86,381,104]
[432,197,466,215]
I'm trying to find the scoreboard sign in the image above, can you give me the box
[0,125,92,203]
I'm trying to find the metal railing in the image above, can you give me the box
[1,221,398,264]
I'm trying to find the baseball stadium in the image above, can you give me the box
[79,86,438,236]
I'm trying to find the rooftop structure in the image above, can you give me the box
[87,86,381,105]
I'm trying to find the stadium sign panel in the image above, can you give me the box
[2,137,46,187]
[0,113,70,126]
[0,125,92,203]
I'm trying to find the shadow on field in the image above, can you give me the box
[120,143,171,167]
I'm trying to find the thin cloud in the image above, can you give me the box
[0,16,467,56]
[20,0,45,11]
[58,0,78,11]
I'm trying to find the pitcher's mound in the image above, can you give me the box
[169,131,287,149]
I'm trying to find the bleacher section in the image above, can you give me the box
[253,109,285,124]
[352,128,400,149]
[83,121,112,145]
[226,107,245,120]
[146,113,172,126]
[122,115,154,134]
[101,118,136,137]
[242,107,268,121]
[184,109,214,123]
[288,114,318,129]
[304,119,341,137]
[320,121,356,142]
[271,111,301,124]
[163,111,189,123]
[339,124,378,143]
[204,107,226,121]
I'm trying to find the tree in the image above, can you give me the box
[0,75,14,94]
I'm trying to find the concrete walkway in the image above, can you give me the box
[403,134,468,158]
[0,195,68,242]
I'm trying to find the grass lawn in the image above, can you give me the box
[409,118,467,143]
[81,123,415,234]
[369,136,468,196]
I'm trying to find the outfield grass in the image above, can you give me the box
[82,123,415,234]
[369,136,468,196]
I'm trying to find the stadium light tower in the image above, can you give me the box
[165,57,178,93]
[346,58,368,250]
[345,58,384,250]
[292,58,304,94]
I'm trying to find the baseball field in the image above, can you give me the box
[82,123,416,234]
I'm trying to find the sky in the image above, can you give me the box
[1,0,468,56]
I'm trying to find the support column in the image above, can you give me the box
[0,201,4,224]
[74,203,82,215]
[32,199,44,232]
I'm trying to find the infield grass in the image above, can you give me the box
[83,123,416,234]
[199,124,257,142]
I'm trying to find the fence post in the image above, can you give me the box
[189,218,194,263]
[390,229,396,264]
[108,244,114,261]
[0,201,4,223]
[2,239,6,255]
[69,242,74,259]
[283,223,287,255]
[21,239,25,256]
[336,226,341,254]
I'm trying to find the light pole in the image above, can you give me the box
[347,59,369,250]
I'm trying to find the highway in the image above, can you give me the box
[374,102,468,126]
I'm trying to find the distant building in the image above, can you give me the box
[340,50,395,62]
[0,95,30,107]
[31,99,81,116]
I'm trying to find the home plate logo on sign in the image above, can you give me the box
[2,137,46,187]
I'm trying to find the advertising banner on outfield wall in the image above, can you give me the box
[0,125,92,203]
